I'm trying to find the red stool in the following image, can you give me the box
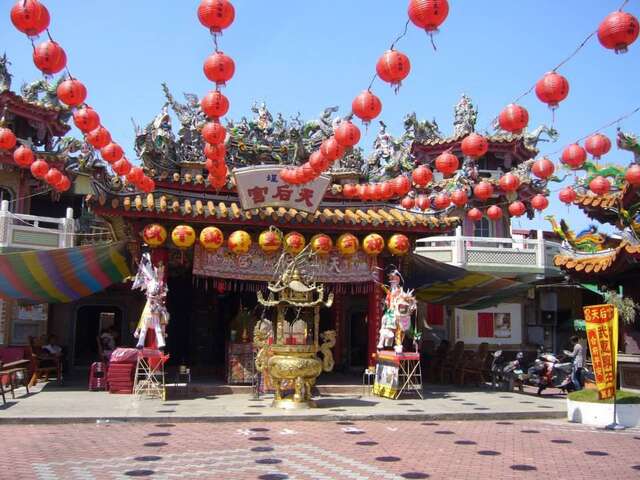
[88,362,107,391]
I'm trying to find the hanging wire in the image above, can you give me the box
[367,19,412,92]
[544,106,640,157]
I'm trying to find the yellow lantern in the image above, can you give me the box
[171,225,196,249]
[228,230,252,254]
[142,223,167,248]
[362,233,384,256]
[258,228,283,253]
[283,231,305,255]
[199,226,224,251]
[310,234,333,256]
[388,233,410,256]
[336,233,359,256]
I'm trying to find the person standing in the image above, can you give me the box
[564,335,584,390]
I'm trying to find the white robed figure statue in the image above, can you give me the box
[376,271,417,353]
[132,253,169,350]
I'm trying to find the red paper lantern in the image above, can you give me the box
[401,196,415,209]
[85,126,111,149]
[535,71,569,109]
[435,151,459,175]
[376,50,411,89]
[558,186,577,204]
[531,194,549,211]
[451,189,468,207]
[408,0,449,32]
[13,145,34,167]
[473,181,494,201]
[461,133,489,159]
[498,103,529,134]
[54,175,71,193]
[56,78,87,107]
[206,158,227,176]
[352,90,382,124]
[301,163,316,183]
[73,106,100,133]
[127,167,144,185]
[412,165,433,187]
[334,120,361,147]
[197,0,235,33]
[362,184,375,201]
[0,127,17,150]
[392,175,411,196]
[204,142,226,161]
[372,183,385,201]
[140,176,155,193]
[467,207,483,222]
[584,133,611,159]
[209,174,227,189]
[201,121,226,144]
[416,194,430,211]
[532,157,555,179]
[381,182,394,199]
[486,205,503,221]
[30,159,49,179]
[203,51,235,86]
[508,200,526,217]
[113,158,132,176]
[432,192,450,210]
[10,0,49,36]
[44,167,62,186]
[598,11,639,54]
[561,143,587,169]
[499,173,520,192]
[342,184,357,198]
[201,90,229,118]
[100,143,124,163]
[32,40,66,75]
[589,175,611,195]
[309,150,329,174]
[320,137,345,162]
[625,164,640,186]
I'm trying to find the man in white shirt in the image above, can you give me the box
[564,335,584,390]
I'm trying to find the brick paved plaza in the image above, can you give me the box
[3,415,640,479]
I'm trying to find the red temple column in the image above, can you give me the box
[367,262,384,367]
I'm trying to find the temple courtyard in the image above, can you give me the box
[2,417,639,479]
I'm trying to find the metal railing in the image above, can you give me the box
[415,228,562,271]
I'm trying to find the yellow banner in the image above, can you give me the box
[583,304,618,400]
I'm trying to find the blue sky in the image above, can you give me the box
[2,1,638,232]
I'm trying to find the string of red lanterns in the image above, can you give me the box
[280,0,452,191]
[197,0,235,190]
[8,0,156,193]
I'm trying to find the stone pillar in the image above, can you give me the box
[332,293,343,367]
[367,262,384,368]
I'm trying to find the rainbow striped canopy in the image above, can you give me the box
[0,242,131,304]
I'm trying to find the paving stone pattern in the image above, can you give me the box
[2,419,640,479]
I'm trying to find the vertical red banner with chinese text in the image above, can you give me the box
[583,304,618,400]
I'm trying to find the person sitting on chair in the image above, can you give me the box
[100,328,116,360]
[42,334,63,356]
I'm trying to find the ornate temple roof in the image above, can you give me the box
[90,190,460,234]
[554,240,640,280]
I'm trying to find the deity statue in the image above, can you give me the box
[0,53,12,91]
[132,253,170,350]
[364,121,413,181]
[162,83,207,163]
[452,94,478,137]
[377,271,418,353]
[133,104,178,171]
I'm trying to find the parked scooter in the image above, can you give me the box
[526,350,574,395]
[491,350,524,392]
